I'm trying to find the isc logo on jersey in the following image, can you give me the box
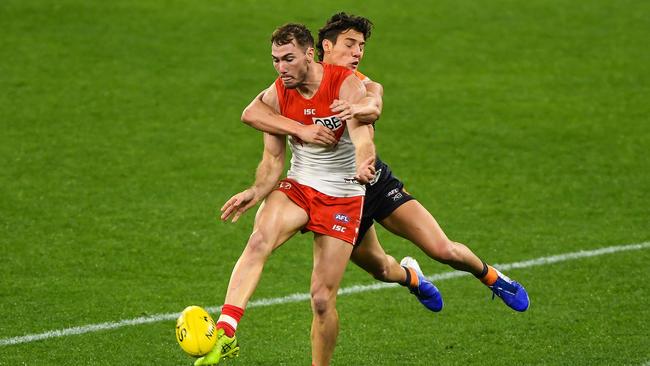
[313,115,343,131]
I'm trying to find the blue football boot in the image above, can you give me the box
[489,268,530,312]
[400,257,443,312]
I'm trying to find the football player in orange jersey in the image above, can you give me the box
[241,12,530,316]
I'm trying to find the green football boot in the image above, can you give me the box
[194,328,239,365]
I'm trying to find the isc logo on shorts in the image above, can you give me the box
[313,115,343,131]
[332,224,346,232]
[334,213,350,223]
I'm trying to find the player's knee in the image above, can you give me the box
[310,290,334,317]
[244,230,274,259]
[370,262,391,282]
[430,239,460,263]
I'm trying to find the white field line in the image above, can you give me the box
[1,241,648,347]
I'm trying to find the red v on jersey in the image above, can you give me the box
[275,63,352,142]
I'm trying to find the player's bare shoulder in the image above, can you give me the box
[365,80,383,98]
[261,83,281,113]
[339,73,367,103]
[355,71,383,98]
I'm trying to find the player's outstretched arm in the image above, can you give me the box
[241,85,337,146]
[339,74,376,183]
[220,133,286,223]
[331,80,384,124]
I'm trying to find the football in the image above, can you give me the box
[175,305,217,357]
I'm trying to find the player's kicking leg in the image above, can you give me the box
[310,234,354,366]
[380,200,529,312]
[195,191,309,365]
[351,225,443,312]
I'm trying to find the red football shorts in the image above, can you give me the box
[275,178,363,245]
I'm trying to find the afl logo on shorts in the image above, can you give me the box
[334,213,350,223]
[313,115,343,131]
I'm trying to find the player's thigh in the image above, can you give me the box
[311,234,353,292]
[351,225,389,274]
[252,190,309,250]
[379,200,449,247]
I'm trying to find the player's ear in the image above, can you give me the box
[322,39,333,54]
[305,46,315,62]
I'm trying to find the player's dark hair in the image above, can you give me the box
[317,12,373,61]
[271,23,314,51]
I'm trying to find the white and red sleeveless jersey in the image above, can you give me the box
[275,63,364,197]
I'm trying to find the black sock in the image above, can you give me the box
[400,266,411,287]
[474,261,488,278]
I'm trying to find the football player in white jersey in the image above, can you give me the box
[196,24,376,366]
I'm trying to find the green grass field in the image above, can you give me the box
[1,0,649,365]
